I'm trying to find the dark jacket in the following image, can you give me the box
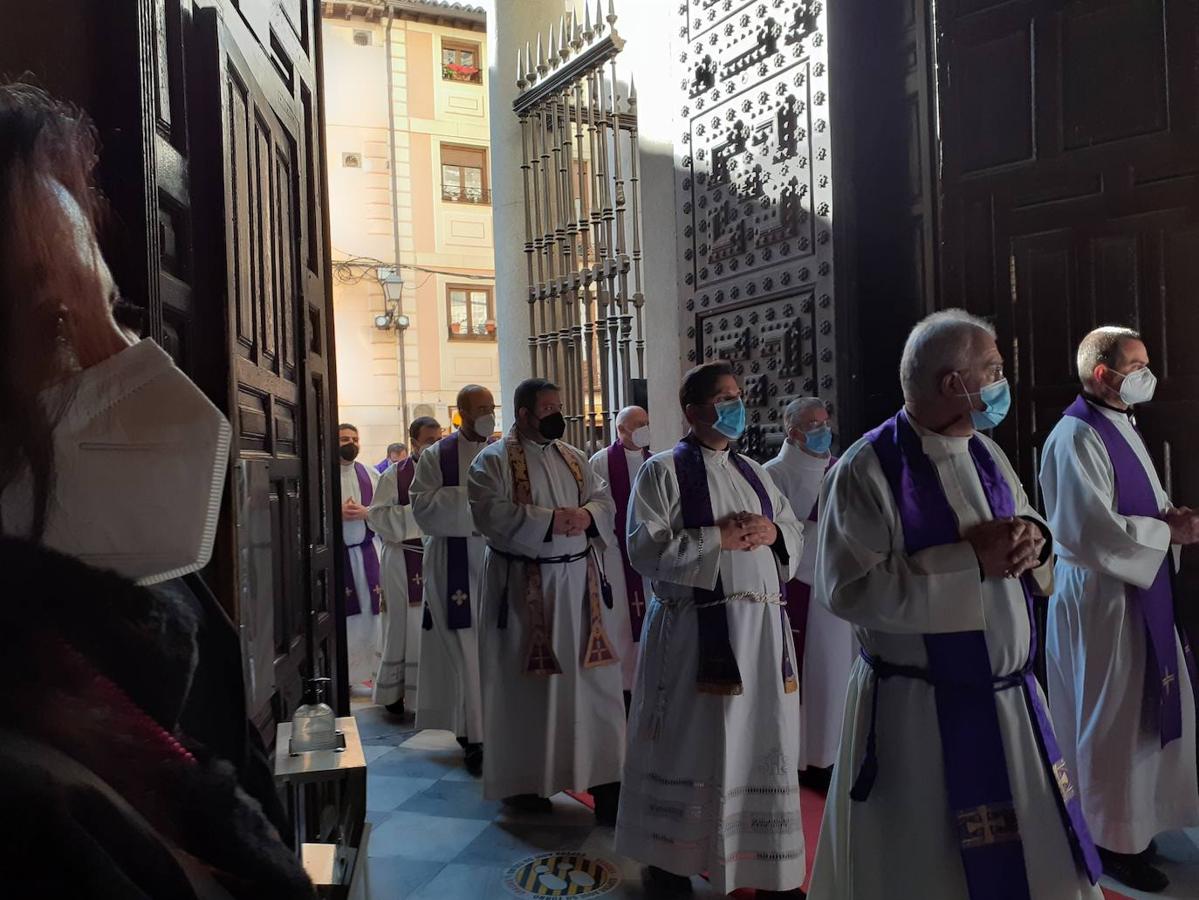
[0,538,313,899]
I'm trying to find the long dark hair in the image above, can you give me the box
[0,81,103,539]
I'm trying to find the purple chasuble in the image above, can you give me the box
[344,462,382,616]
[782,456,836,698]
[607,440,651,642]
[1064,396,1198,745]
[673,434,797,695]
[437,433,475,630]
[394,458,425,612]
[861,410,1100,896]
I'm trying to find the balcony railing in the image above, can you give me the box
[441,185,492,205]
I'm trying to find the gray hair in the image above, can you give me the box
[782,397,826,432]
[615,405,646,428]
[1076,326,1141,385]
[899,309,997,405]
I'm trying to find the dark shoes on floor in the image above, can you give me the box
[757,890,807,899]
[641,866,693,897]
[1099,845,1169,893]
[464,742,483,777]
[589,781,621,827]
[384,700,406,718]
[502,794,554,814]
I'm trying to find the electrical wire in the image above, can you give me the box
[331,251,494,285]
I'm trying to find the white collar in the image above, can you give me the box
[778,438,830,470]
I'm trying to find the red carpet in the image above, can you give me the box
[569,788,1131,897]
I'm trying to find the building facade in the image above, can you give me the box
[323,0,496,464]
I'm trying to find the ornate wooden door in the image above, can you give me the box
[188,1,341,734]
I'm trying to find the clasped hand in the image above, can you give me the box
[963,517,1045,580]
[718,511,778,551]
[342,499,370,522]
[552,507,592,537]
[1164,506,1199,545]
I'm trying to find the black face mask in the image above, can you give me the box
[339,442,359,462]
[536,412,566,441]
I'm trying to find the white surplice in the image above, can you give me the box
[468,436,626,800]
[589,443,651,691]
[1040,404,1199,854]
[366,461,422,709]
[613,444,806,894]
[410,435,490,743]
[763,440,857,770]
[341,461,381,690]
[807,421,1101,900]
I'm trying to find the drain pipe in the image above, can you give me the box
[385,7,410,435]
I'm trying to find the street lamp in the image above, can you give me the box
[374,266,409,330]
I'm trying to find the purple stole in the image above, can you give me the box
[673,434,798,695]
[375,458,390,474]
[437,433,478,630]
[606,440,651,642]
[862,411,1100,896]
[344,462,382,616]
[782,456,836,697]
[1064,396,1198,745]
[394,458,425,614]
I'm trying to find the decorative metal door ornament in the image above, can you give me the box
[515,1,646,450]
[678,0,837,461]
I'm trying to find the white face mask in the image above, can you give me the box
[471,413,496,438]
[1,340,231,585]
[1115,367,1157,406]
[631,425,651,449]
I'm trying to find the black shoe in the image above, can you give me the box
[641,866,693,897]
[798,765,832,793]
[384,700,406,718]
[589,781,620,827]
[502,794,553,814]
[464,743,483,777]
[456,735,469,750]
[1098,846,1170,893]
[1138,838,1160,860]
[757,890,806,899]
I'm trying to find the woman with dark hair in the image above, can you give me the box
[0,82,312,899]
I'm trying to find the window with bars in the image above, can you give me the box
[441,144,489,204]
[442,40,482,84]
[446,285,495,341]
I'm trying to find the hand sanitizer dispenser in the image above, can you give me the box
[290,677,337,753]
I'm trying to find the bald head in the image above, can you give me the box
[457,384,496,439]
[615,405,649,450]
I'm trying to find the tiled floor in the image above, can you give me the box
[353,701,1199,899]
[355,700,727,899]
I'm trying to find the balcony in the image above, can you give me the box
[441,185,492,205]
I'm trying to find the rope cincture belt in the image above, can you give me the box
[851,648,1029,803]
[491,547,591,566]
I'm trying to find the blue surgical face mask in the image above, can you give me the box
[802,426,833,455]
[713,397,746,439]
[958,375,1011,430]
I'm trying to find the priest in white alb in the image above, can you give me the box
[615,361,807,899]
[589,405,652,702]
[807,310,1103,900]
[764,396,856,781]
[1040,326,1199,894]
[338,423,382,693]
[468,378,625,824]
[411,386,496,776]
[368,416,442,717]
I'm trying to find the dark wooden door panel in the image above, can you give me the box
[934,0,1199,643]
[189,3,338,738]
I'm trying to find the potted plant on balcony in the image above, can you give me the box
[443,62,481,84]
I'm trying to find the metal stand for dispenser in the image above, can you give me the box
[275,716,368,899]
